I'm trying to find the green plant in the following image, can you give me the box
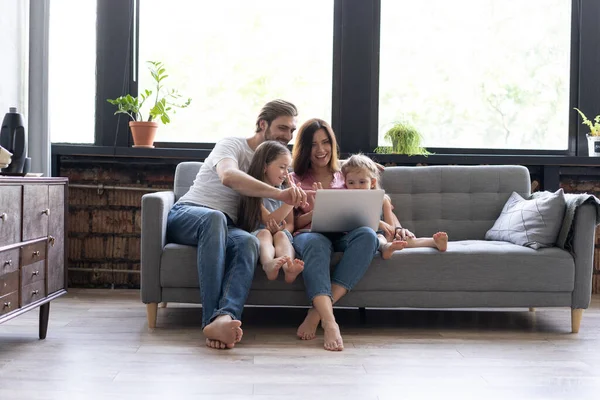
[574,108,600,136]
[107,61,191,124]
[374,121,431,155]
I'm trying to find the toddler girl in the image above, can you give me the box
[341,154,448,259]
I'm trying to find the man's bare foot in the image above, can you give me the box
[262,256,287,280]
[283,258,304,283]
[433,232,448,251]
[203,315,241,349]
[322,320,344,351]
[297,307,320,340]
[205,338,227,349]
[380,240,408,260]
[234,325,243,343]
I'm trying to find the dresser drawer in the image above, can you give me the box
[21,262,45,287]
[20,241,47,267]
[0,291,18,316]
[21,281,45,307]
[23,185,49,241]
[0,270,18,297]
[0,185,22,247]
[0,248,19,275]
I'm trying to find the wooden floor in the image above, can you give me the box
[0,290,599,400]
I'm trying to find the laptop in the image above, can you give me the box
[310,189,385,233]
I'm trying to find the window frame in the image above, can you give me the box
[78,0,599,158]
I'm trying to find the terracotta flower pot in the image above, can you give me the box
[129,121,158,148]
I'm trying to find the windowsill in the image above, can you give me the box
[51,144,600,167]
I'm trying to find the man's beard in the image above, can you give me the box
[265,126,289,145]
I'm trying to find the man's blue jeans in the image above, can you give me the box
[166,203,259,328]
[292,227,378,302]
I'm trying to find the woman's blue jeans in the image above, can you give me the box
[292,227,378,302]
[167,203,259,328]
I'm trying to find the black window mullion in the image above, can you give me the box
[337,0,380,154]
[95,0,136,148]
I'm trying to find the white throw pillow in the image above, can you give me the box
[485,189,566,249]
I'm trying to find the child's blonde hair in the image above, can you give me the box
[341,153,381,189]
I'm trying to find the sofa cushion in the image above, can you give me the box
[160,240,574,293]
[485,189,566,249]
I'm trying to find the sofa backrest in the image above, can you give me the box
[381,165,531,240]
[174,161,203,200]
[174,162,530,240]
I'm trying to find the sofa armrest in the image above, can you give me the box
[571,203,597,309]
[141,191,175,304]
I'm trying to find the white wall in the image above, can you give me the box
[0,0,29,117]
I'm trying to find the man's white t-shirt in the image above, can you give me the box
[177,137,255,224]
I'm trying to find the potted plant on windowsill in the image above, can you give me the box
[574,108,600,156]
[107,61,191,148]
[374,121,431,155]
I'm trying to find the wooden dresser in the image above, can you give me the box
[0,177,67,339]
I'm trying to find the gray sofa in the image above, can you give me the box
[141,163,598,333]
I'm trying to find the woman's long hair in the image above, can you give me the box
[291,118,340,178]
[238,141,291,232]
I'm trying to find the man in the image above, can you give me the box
[167,99,306,349]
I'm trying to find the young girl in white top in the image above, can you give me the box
[238,141,305,282]
[341,154,448,259]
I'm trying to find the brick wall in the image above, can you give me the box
[58,156,599,294]
[561,178,600,294]
[60,156,178,288]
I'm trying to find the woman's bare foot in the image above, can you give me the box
[283,258,305,283]
[297,307,320,340]
[380,240,408,260]
[322,320,344,351]
[203,315,242,349]
[433,232,448,252]
[262,256,287,280]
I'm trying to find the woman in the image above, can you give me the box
[290,118,379,351]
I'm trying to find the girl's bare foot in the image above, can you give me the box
[203,315,241,349]
[322,320,344,351]
[433,232,448,252]
[262,256,287,280]
[283,258,305,283]
[297,307,320,340]
[380,240,408,260]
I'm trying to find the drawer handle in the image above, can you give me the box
[33,270,40,276]
[3,259,11,266]
[49,236,56,246]
[32,251,40,257]
[32,290,39,295]
[0,212,6,221]
[3,301,11,308]
[41,208,50,216]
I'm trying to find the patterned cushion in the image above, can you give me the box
[485,189,566,249]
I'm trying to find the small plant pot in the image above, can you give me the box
[587,134,600,157]
[129,121,158,148]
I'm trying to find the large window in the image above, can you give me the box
[379,0,572,150]
[49,0,96,144]
[139,0,334,143]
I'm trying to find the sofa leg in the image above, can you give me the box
[571,309,583,333]
[159,302,168,308]
[529,307,535,312]
[147,303,158,329]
